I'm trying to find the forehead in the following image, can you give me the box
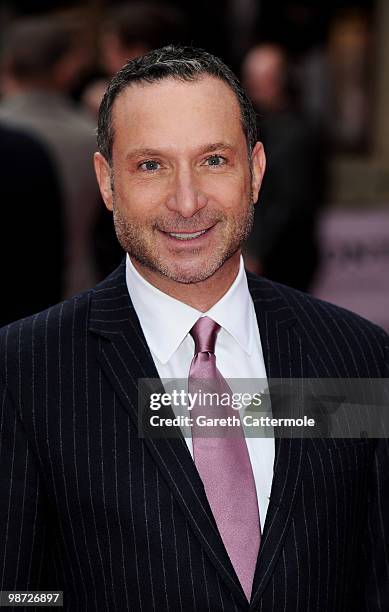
[110,75,245,154]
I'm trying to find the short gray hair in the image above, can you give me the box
[97,45,257,164]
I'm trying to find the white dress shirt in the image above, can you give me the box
[125,254,275,530]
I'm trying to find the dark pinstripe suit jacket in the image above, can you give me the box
[1,260,388,611]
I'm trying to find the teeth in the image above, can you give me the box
[168,229,207,240]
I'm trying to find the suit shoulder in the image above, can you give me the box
[0,289,92,369]
[284,284,387,341]
[248,272,389,351]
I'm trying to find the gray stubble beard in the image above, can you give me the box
[111,185,255,285]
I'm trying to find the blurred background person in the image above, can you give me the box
[0,122,64,326]
[0,14,99,298]
[242,42,327,291]
[327,10,372,152]
[81,2,187,118]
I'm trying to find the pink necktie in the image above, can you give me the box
[189,316,261,601]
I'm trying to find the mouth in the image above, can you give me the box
[160,225,215,242]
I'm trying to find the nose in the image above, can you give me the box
[165,166,207,217]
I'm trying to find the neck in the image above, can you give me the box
[131,252,241,312]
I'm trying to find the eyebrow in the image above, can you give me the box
[125,142,234,160]
[197,142,234,155]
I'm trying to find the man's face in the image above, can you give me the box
[95,75,265,285]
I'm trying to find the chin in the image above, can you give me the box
[158,252,234,285]
[160,264,217,285]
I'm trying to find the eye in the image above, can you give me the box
[204,155,226,167]
[138,160,161,172]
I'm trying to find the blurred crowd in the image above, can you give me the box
[0,1,375,326]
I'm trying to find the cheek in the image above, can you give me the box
[208,176,250,212]
[115,173,165,212]
[202,169,247,194]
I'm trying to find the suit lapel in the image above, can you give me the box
[89,260,248,608]
[246,273,308,608]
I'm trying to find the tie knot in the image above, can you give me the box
[190,317,221,354]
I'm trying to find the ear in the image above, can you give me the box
[250,141,266,203]
[94,152,114,211]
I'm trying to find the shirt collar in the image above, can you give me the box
[125,254,253,364]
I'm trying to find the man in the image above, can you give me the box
[0,15,99,297]
[241,43,327,291]
[0,46,388,611]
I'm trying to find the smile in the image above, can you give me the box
[168,229,208,240]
